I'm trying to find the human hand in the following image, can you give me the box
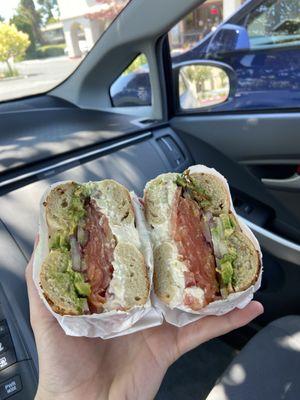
[26,240,263,400]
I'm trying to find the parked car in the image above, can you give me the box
[111,63,199,108]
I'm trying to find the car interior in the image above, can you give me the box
[0,0,300,399]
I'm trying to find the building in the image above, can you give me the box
[56,0,129,58]
[57,0,244,58]
[170,0,245,49]
[41,21,65,45]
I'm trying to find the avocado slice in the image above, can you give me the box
[175,172,212,207]
[220,214,235,237]
[41,250,91,315]
[74,272,91,297]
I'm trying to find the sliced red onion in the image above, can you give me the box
[205,211,213,224]
[80,260,87,272]
[70,235,82,271]
[212,237,228,259]
[202,221,212,244]
[82,299,90,314]
[77,225,89,246]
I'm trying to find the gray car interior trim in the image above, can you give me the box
[240,159,300,165]
[261,175,300,192]
[240,216,300,265]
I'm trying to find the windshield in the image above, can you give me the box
[0,0,130,102]
[245,0,300,48]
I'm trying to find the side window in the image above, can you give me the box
[110,54,151,107]
[168,0,300,113]
[245,1,300,49]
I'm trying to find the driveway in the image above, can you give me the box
[0,56,82,102]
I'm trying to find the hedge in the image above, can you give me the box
[35,44,66,59]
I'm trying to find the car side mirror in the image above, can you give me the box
[174,61,236,111]
[207,23,250,54]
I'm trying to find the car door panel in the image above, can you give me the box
[171,113,300,244]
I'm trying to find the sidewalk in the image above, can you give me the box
[0,56,82,102]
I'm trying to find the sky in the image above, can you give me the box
[0,0,43,21]
[0,0,21,21]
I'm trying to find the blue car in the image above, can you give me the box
[111,62,199,109]
[111,0,300,112]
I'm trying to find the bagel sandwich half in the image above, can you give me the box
[40,180,150,315]
[144,165,261,311]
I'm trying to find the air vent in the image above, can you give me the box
[157,136,185,168]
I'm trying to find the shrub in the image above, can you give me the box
[3,67,20,78]
[36,44,66,58]
[0,23,30,75]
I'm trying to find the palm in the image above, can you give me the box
[27,259,263,400]
[32,299,181,400]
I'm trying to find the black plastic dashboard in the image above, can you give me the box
[0,96,151,174]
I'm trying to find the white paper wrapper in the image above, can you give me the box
[152,165,263,327]
[33,181,163,339]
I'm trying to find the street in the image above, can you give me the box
[0,56,82,102]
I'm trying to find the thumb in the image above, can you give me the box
[177,301,263,355]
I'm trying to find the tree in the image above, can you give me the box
[0,23,30,76]
[19,0,44,44]
[10,0,45,58]
[0,16,4,23]
[10,12,36,58]
[37,0,60,25]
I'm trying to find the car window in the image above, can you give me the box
[245,0,300,49]
[110,54,151,107]
[169,1,226,57]
[0,0,130,102]
[168,0,300,113]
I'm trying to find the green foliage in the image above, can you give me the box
[47,16,59,24]
[183,65,214,83]
[10,12,37,58]
[0,23,30,75]
[36,43,65,58]
[37,0,59,25]
[2,67,20,78]
[123,54,147,75]
[10,0,46,59]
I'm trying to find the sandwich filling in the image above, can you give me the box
[46,184,116,314]
[82,200,116,313]
[175,171,239,297]
[172,190,218,305]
